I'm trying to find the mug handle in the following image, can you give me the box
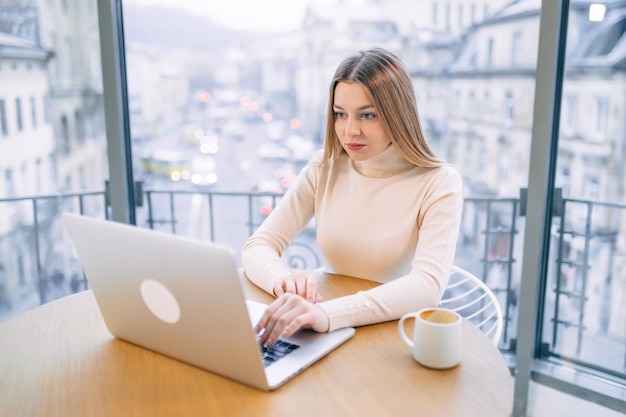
[398,312,419,348]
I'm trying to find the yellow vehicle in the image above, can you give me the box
[140,149,190,181]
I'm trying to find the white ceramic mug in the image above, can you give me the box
[398,307,463,369]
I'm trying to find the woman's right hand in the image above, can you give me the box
[273,271,323,303]
[255,293,330,347]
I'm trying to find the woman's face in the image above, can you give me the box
[333,81,391,161]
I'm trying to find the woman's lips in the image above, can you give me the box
[346,143,365,151]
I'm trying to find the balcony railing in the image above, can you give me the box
[0,187,624,381]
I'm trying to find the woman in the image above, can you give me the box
[242,48,463,347]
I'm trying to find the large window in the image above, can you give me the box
[546,0,626,382]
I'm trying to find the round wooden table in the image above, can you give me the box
[0,273,513,417]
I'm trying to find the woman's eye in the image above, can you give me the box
[334,111,346,118]
[362,113,376,120]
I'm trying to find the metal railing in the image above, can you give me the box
[0,188,624,380]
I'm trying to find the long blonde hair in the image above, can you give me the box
[323,48,443,167]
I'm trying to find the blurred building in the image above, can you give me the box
[0,28,53,309]
[0,0,106,309]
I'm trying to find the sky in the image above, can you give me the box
[125,0,309,32]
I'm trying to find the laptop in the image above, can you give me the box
[63,212,354,391]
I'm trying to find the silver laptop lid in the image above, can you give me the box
[63,213,270,390]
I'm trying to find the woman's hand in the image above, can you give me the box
[273,271,323,303]
[255,293,330,347]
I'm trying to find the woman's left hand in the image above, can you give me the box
[255,293,330,347]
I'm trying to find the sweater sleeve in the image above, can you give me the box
[318,168,464,331]
[241,161,318,294]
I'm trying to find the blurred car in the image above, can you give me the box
[265,120,287,141]
[249,177,312,228]
[199,135,219,155]
[251,179,283,193]
[258,143,291,160]
[250,179,283,218]
[182,124,204,145]
[190,155,218,187]
[285,135,318,162]
[273,165,298,189]
[221,120,245,140]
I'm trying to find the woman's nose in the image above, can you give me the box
[344,118,361,136]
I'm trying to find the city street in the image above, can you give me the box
[133,115,321,268]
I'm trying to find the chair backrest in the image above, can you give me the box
[440,265,503,345]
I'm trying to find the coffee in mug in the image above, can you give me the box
[398,307,462,369]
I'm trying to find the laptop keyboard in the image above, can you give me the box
[260,339,300,367]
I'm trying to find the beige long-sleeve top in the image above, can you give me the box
[241,145,463,331]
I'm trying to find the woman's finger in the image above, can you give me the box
[305,275,318,303]
[273,279,285,297]
[258,294,308,346]
[291,272,318,302]
[284,277,296,294]
[294,272,309,298]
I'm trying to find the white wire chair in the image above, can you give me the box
[440,265,503,345]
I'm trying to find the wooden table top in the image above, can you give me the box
[0,273,513,417]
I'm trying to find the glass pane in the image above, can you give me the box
[0,0,107,322]
[121,0,539,351]
[546,2,626,379]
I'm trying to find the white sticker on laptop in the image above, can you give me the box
[140,279,181,324]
